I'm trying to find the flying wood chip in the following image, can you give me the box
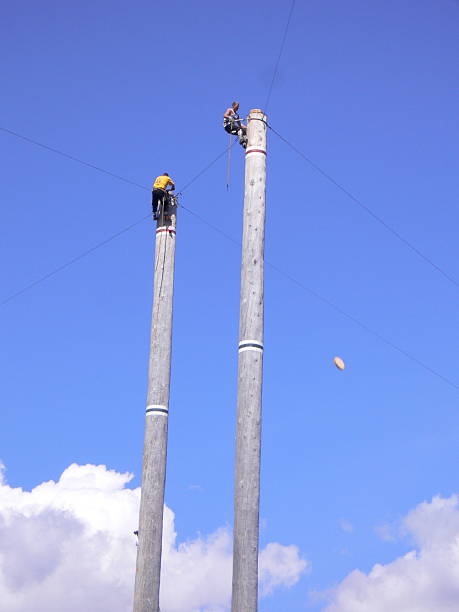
[333,356,345,370]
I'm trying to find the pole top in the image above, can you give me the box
[249,109,264,114]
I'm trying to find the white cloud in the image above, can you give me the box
[374,523,396,542]
[0,463,307,612]
[338,519,354,534]
[324,495,459,612]
[187,484,203,492]
[259,542,310,596]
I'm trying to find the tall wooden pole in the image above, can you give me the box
[133,200,177,612]
[232,110,267,612]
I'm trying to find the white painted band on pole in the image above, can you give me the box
[146,404,169,416]
[239,346,263,353]
[238,340,264,353]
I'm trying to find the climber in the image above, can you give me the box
[223,102,247,148]
[152,173,175,220]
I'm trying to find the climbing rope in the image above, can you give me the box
[226,132,233,190]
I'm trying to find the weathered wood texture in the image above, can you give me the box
[232,110,267,612]
[133,205,177,612]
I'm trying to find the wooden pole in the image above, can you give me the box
[231,110,268,612]
[133,199,178,612]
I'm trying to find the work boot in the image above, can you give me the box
[238,129,247,148]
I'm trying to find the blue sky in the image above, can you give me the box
[1,1,459,610]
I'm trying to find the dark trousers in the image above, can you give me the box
[224,124,246,137]
[152,188,169,217]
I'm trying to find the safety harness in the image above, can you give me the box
[223,111,243,134]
